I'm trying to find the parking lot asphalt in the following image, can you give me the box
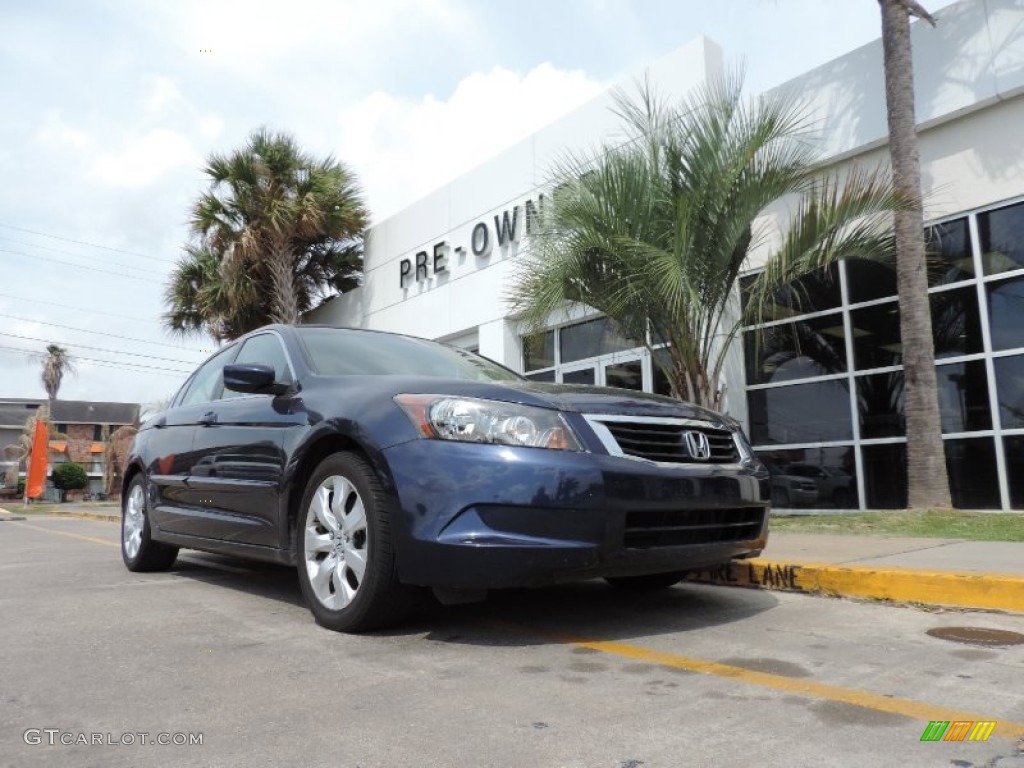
[2,516,1023,768]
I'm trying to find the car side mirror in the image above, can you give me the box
[223,364,290,395]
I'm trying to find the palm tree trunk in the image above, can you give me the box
[267,246,301,325]
[879,0,952,509]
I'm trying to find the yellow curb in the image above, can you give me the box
[687,559,1024,614]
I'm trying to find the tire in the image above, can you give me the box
[605,571,688,591]
[121,474,178,572]
[295,452,418,633]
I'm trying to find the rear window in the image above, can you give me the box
[296,328,522,382]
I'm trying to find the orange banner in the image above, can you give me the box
[26,418,49,499]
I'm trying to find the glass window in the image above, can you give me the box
[559,318,637,364]
[856,371,904,438]
[605,361,643,391]
[1004,436,1024,509]
[744,313,847,385]
[652,348,674,397]
[756,446,857,509]
[748,264,842,321]
[925,218,973,286]
[995,353,1024,430]
[747,379,852,445]
[231,333,293,386]
[861,443,907,509]
[297,328,520,381]
[851,301,901,370]
[561,368,595,385]
[524,370,555,382]
[979,200,1024,275]
[523,331,555,371]
[987,276,1024,352]
[92,424,103,441]
[945,437,1000,509]
[930,287,983,359]
[178,346,238,407]
[846,258,897,304]
[936,361,991,433]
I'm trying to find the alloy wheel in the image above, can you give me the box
[303,475,369,610]
[123,483,145,559]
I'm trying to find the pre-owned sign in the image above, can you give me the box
[399,194,545,288]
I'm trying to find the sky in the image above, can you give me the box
[0,0,954,407]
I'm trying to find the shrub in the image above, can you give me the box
[52,462,89,493]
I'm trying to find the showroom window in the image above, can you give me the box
[743,199,1024,510]
[522,317,662,392]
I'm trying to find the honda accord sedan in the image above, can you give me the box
[121,325,770,632]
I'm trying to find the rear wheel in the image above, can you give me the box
[121,475,178,572]
[295,452,418,632]
[605,571,688,591]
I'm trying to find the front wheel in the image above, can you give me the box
[121,475,178,572]
[295,452,419,633]
[605,571,688,591]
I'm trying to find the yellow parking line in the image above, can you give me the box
[489,621,1024,742]
[10,521,118,548]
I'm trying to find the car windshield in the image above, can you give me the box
[297,327,522,382]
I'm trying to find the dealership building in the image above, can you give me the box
[309,0,1024,511]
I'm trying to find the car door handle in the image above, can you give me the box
[198,411,218,426]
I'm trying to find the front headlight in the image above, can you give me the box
[394,394,582,451]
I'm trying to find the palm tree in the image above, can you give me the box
[40,345,75,404]
[878,0,951,508]
[164,244,267,342]
[2,405,66,484]
[180,128,368,331]
[509,74,903,412]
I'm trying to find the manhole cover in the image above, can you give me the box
[927,626,1024,647]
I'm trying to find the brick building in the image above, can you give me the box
[48,400,140,498]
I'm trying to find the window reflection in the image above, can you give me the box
[1004,436,1024,509]
[994,353,1024,429]
[861,443,907,509]
[561,368,595,385]
[744,313,847,385]
[748,379,852,445]
[857,371,905,438]
[846,258,897,304]
[945,438,1000,509]
[755,446,857,509]
[744,264,841,320]
[605,361,643,391]
[560,318,637,364]
[523,331,555,371]
[979,201,1024,275]
[987,276,1024,352]
[851,301,902,370]
[930,287,983,359]
[936,361,991,433]
[925,218,973,286]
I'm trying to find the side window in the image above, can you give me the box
[224,333,293,398]
[179,347,237,407]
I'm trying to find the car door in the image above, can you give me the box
[181,331,301,548]
[146,345,239,535]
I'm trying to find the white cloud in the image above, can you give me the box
[339,62,606,221]
[90,129,199,188]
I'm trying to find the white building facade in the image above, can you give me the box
[309,0,1024,511]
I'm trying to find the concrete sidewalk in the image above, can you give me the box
[4,503,1023,614]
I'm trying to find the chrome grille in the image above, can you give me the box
[595,419,739,464]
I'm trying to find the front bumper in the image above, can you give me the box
[382,439,770,589]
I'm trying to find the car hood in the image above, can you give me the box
[489,380,725,424]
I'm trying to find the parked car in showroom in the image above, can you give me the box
[121,325,770,632]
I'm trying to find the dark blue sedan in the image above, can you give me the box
[121,325,770,631]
